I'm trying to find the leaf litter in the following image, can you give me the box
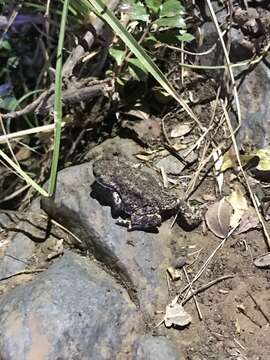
[2,1,270,358]
[205,185,260,238]
[163,295,192,328]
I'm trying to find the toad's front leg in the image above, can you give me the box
[176,200,202,230]
[129,207,162,231]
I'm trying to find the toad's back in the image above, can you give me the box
[92,156,178,211]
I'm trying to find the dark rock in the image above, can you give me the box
[156,151,197,175]
[195,0,227,23]
[0,251,143,360]
[229,28,254,62]
[42,138,182,316]
[0,213,11,228]
[237,61,270,148]
[0,211,47,279]
[85,136,141,163]
[0,232,35,279]
[196,22,224,78]
[0,138,188,358]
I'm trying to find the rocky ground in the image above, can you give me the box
[1,1,270,359]
[0,136,270,359]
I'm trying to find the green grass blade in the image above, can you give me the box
[11,89,44,111]
[48,0,70,197]
[87,0,198,122]
[0,149,49,197]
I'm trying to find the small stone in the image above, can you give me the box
[156,151,197,175]
[0,252,142,359]
[134,335,182,360]
[173,256,187,269]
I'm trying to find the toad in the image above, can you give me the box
[92,155,200,231]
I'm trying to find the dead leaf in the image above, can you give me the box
[121,116,161,142]
[205,188,259,238]
[202,194,216,201]
[135,153,156,161]
[15,147,31,162]
[254,253,270,268]
[235,318,241,334]
[227,185,248,228]
[164,296,192,328]
[136,148,169,162]
[125,109,149,121]
[205,198,232,238]
[221,151,255,172]
[255,147,270,171]
[221,151,236,172]
[236,207,259,234]
[213,148,224,193]
[170,123,192,138]
[172,143,187,151]
[167,267,181,281]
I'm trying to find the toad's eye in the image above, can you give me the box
[113,192,122,206]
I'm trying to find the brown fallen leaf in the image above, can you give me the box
[121,115,161,144]
[213,148,224,193]
[15,147,31,162]
[236,207,259,234]
[255,147,270,171]
[221,150,236,172]
[254,253,270,268]
[170,123,192,138]
[205,188,259,238]
[221,150,255,172]
[167,266,181,281]
[227,185,248,228]
[205,198,232,238]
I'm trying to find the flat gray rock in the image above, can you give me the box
[0,212,46,279]
[0,138,187,359]
[156,152,197,175]
[133,335,182,360]
[42,138,180,316]
[0,232,35,278]
[0,251,143,360]
[237,61,270,148]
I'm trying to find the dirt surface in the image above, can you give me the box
[2,157,270,360]
[168,229,270,360]
[1,1,270,359]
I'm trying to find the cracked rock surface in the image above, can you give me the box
[0,138,185,359]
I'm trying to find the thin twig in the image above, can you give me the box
[0,115,19,166]
[182,274,234,305]
[221,101,270,249]
[206,0,242,130]
[0,89,52,120]
[0,184,30,204]
[0,268,45,282]
[0,122,65,144]
[160,42,218,56]
[180,226,237,301]
[183,266,203,320]
[247,291,270,324]
[0,209,82,245]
